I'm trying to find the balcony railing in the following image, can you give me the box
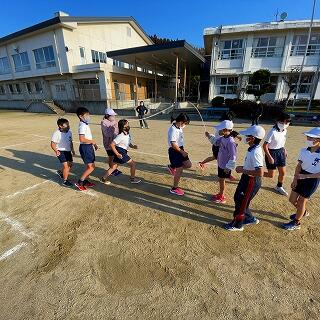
[251,46,284,58]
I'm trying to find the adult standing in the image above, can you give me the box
[251,101,263,126]
[136,101,149,129]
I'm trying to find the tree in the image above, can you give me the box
[246,69,272,101]
[149,34,177,44]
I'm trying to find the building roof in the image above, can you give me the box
[107,40,205,74]
[0,15,153,45]
[204,19,320,55]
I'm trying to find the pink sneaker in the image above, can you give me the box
[213,194,226,204]
[229,175,236,182]
[211,193,220,201]
[167,165,176,176]
[170,187,185,196]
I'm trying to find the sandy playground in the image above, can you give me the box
[0,110,319,320]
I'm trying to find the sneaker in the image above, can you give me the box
[84,180,95,188]
[56,170,63,179]
[100,177,111,185]
[198,162,205,170]
[274,186,288,196]
[75,182,87,191]
[170,187,185,196]
[282,220,301,231]
[62,180,73,188]
[224,220,244,232]
[112,169,122,176]
[243,217,260,225]
[130,178,141,184]
[211,193,220,200]
[213,194,226,204]
[229,175,237,182]
[167,165,176,176]
[289,211,309,220]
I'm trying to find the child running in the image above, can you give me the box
[75,107,98,191]
[212,120,237,204]
[263,112,292,196]
[224,125,265,231]
[101,107,121,176]
[167,113,192,196]
[282,127,320,231]
[51,118,75,187]
[100,119,141,184]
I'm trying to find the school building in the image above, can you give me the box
[204,20,320,103]
[0,12,204,114]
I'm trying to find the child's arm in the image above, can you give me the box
[298,172,320,179]
[236,166,263,177]
[291,161,302,189]
[129,143,138,149]
[263,142,274,164]
[71,141,75,155]
[79,135,98,149]
[50,141,60,156]
[171,142,188,157]
[110,141,122,159]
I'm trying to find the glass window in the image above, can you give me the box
[25,82,33,93]
[0,85,5,94]
[12,52,31,72]
[8,84,14,94]
[291,34,320,56]
[218,39,244,60]
[35,81,43,93]
[252,37,283,58]
[33,46,56,69]
[217,77,238,94]
[91,50,106,63]
[0,57,11,74]
[15,83,22,93]
[80,47,85,58]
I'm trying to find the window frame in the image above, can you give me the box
[12,52,31,72]
[33,46,56,69]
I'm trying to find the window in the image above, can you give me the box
[127,26,132,37]
[33,46,56,69]
[252,37,284,58]
[34,81,43,93]
[55,84,66,92]
[269,76,279,93]
[0,57,11,74]
[0,85,5,95]
[12,52,31,72]
[91,50,106,63]
[7,84,14,94]
[290,34,320,56]
[15,83,22,94]
[78,79,99,85]
[25,82,33,93]
[113,59,125,68]
[217,77,238,94]
[80,47,85,58]
[218,39,244,60]
[299,75,313,93]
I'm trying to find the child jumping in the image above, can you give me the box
[282,127,320,231]
[51,118,75,187]
[101,107,121,176]
[167,113,192,196]
[100,119,141,184]
[263,112,292,196]
[224,125,265,231]
[212,120,237,204]
[75,107,98,191]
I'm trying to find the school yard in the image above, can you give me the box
[0,110,319,320]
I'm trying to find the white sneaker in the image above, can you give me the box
[274,186,288,196]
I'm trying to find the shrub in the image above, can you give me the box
[211,96,225,106]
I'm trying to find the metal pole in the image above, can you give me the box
[175,55,179,104]
[154,66,157,103]
[292,0,317,110]
[134,57,138,106]
[183,65,187,102]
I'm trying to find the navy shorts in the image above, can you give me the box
[57,151,73,163]
[168,146,189,168]
[79,144,95,164]
[113,147,131,164]
[294,170,320,199]
[265,148,286,170]
[212,145,219,159]
[106,149,115,157]
[218,166,231,179]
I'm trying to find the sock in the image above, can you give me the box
[277,182,283,188]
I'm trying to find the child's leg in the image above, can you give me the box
[108,156,114,168]
[173,167,184,188]
[182,159,192,169]
[219,178,226,196]
[277,166,286,185]
[263,169,275,178]
[295,196,308,221]
[127,159,136,178]
[103,163,118,179]
[200,156,215,165]
[289,190,299,206]
[80,163,95,182]
[62,162,70,181]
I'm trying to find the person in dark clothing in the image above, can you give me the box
[136,101,149,129]
[251,102,263,126]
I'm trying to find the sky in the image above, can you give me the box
[0,0,318,47]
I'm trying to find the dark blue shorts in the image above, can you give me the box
[57,151,73,163]
[218,166,231,178]
[113,147,131,164]
[79,144,95,164]
[168,146,189,168]
[265,147,286,170]
[294,170,320,199]
[106,149,115,157]
[212,145,219,159]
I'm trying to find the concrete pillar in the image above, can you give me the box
[98,71,107,100]
[243,35,254,72]
[281,32,294,72]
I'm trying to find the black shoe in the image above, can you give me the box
[62,180,73,187]
[56,170,63,179]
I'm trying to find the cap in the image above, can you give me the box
[105,107,117,116]
[214,120,234,131]
[239,125,265,139]
[304,127,320,138]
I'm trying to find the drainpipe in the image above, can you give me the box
[53,30,63,75]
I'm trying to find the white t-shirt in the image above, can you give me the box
[113,132,131,150]
[78,121,92,144]
[264,126,287,149]
[243,145,264,171]
[168,124,184,147]
[51,129,72,151]
[298,148,320,174]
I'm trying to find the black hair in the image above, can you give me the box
[140,101,144,105]
[230,130,239,138]
[57,118,69,126]
[118,119,128,134]
[253,137,262,145]
[76,107,89,117]
[171,113,190,124]
[277,112,291,123]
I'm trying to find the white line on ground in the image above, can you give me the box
[0,138,47,150]
[0,242,28,262]
[3,180,51,199]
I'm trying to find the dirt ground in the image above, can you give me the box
[0,110,319,320]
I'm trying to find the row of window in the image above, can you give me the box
[0,46,56,75]
[0,81,43,95]
[218,35,320,60]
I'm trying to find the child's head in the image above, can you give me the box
[215,120,234,137]
[140,101,144,106]
[104,107,117,121]
[276,112,291,130]
[57,118,70,132]
[304,127,320,148]
[118,119,130,134]
[239,125,265,146]
[77,107,90,122]
[172,113,190,128]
